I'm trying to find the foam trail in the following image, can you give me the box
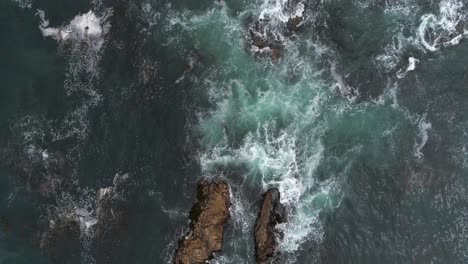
[418,0,467,52]
[414,115,432,159]
[396,57,419,79]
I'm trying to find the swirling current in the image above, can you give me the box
[1,0,468,263]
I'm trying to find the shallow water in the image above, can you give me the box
[1,0,468,263]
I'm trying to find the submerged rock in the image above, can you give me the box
[254,188,287,263]
[174,180,231,264]
[0,142,74,197]
[0,216,10,231]
[94,173,131,263]
[40,214,81,264]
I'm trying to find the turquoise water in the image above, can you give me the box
[1,0,468,263]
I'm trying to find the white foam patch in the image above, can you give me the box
[414,114,432,159]
[37,9,112,51]
[258,0,305,24]
[396,57,419,79]
[418,0,467,52]
[12,0,32,8]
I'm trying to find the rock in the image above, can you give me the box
[174,180,231,264]
[94,173,130,263]
[286,3,305,34]
[248,18,284,61]
[0,142,73,197]
[254,188,287,263]
[40,214,81,264]
[247,3,306,60]
[286,16,303,33]
[0,216,10,231]
[456,20,466,35]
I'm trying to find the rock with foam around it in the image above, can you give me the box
[40,213,81,264]
[174,180,231,264]
[254,188,287,263]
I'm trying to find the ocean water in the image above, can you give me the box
[1,0,468,263]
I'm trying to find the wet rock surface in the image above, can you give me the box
[174,180,231,264]
[254,188,287,263]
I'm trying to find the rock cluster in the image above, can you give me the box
[254,188,287,263]
[174,180,231,264]
[248,3,306,60]
[173,182,288,263]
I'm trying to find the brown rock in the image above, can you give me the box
[254,188,287,263]
[174,180,231,264]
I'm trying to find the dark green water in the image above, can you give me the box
[1,0,468,263]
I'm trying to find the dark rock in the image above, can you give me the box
[254,188,287,263]
[247,3,306,60]
[0,142,73,197]
[40,214,81,264]
[0,216,10,231]
[94,173,130,264]
[456,20,465,35]
[174,180,231,264]
[248,18,284,61]
[286,15,304,33]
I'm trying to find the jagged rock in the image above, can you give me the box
[286,3,305,34]
[40,214,81,264]
[174,180,231,264]
[248,18,284,61]
[247,3,306,60]
[254,188,287,263]
[94,173,130,263]
[286,15,304,33]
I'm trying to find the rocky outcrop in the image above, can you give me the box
[174,180,231,264]
[247,2,306,60]
[40,214,82,264]
[35,173,131,264]
[248,18,284,61]
[94,173,130,263]
[254,188,287,263]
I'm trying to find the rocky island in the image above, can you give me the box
[174,180,231,264]
[254,188,287,263]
